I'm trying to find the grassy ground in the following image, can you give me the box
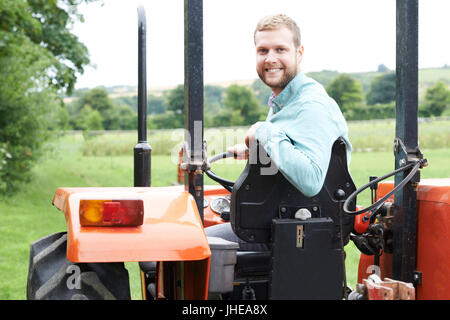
[0,120,449,300]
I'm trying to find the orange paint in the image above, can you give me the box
[353,206,370,234]
[53,186,211,263]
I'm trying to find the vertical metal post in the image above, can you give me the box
[134,6,151,187]
[184,0,204,222]
[393,0,419,283]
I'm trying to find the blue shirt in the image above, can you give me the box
[255,72,352,197]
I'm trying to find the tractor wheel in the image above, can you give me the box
[27,232,131,300]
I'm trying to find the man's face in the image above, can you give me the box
[255,27,304,96]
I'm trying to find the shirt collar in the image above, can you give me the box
[268,72,305,113]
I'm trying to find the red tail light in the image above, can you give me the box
[79,200,144,227]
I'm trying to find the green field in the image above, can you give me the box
[0,119,449,300]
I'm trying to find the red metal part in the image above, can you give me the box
[353,206,370,234]
[362,275,415,300]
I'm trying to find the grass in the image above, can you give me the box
[0,119,449,300]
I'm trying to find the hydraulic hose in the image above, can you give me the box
[343,158,427,217]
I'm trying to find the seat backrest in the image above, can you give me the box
[230,138,356,246]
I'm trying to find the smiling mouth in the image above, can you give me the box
[265,68,283,73]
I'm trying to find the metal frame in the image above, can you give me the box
[183,0,205,222]
[393,0,420,284]
[134,6,151,188]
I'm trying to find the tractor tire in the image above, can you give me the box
[27,232,131,300]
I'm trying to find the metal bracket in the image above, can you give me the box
[394,138,426,168]
[179,140,210,174]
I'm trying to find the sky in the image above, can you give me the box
[71,0,450,90]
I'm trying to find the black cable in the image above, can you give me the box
[343,159,426,216]
[205,170,233,192]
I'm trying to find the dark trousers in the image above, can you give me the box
[205,222,270,252]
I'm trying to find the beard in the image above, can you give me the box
[259,68,297,90]
[257,61,299,91]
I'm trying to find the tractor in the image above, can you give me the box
[27,0,449,300]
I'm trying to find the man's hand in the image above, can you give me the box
[227,122,265,160]
[244,121,265,147]
[227,144,249,160]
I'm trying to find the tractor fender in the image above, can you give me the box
[52,186,211,263]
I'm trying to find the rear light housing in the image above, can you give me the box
[79,199,144,227]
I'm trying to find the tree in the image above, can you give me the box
[76,104,104,139]
[326,74,364,112]
[423,82,450,117]
[115,104,137,130]
[148,95,166,115]
[251,79,273,106]
[1,0,95,94]
[69,88,140,130]
[165,85,184,115]
[204,85,225,115]
[377,64,390,73]
[162,85,184,128]
[79,87,117,129]
[367,73,396,105]
[224,84,265,126]
[0,0,96,193]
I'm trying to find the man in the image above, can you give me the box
[206,13,351,249]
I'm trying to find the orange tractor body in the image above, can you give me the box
[51,185,229,299]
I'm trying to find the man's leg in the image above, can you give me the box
[205,223,269,252]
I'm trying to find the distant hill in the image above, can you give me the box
[67,66,450,103]
[308,67,450,102]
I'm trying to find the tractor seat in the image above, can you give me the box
[230,137,356,245]
[228,138,355,288]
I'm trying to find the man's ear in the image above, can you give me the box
[297,45,304,64]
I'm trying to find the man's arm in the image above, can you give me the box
[254,103,341,197]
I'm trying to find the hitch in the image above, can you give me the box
[353,274,415,300]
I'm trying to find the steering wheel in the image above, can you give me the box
[205,151,237,192]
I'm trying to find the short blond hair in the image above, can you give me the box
[254,14,301,48]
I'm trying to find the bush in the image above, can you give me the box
[423,81,450,116]
[343,103,396,121]
[0,34,61,193]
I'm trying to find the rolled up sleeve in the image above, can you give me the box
[254,103,339,197]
